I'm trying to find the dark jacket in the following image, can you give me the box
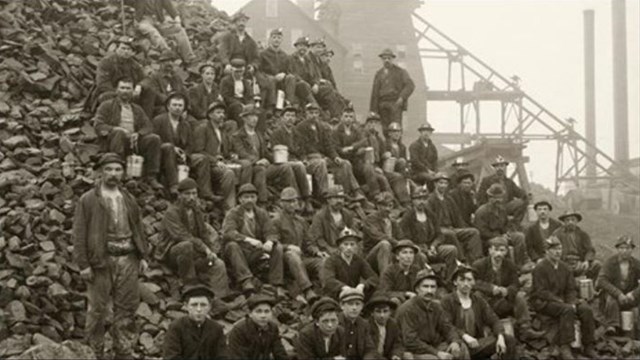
[425,192,465,229]
[367,317,404,360]
[472,256,520,303]
[524,218,562,262]
[449,188,477,228]
[477,173,527,205]
[474,203,508,240]
[294,322,345,360]
[270,125,302,160]
[309,206,359,255]
[94,54,144,99]
[132,0,178,22]
[227,317,288,360]
[272,210,313,255]
[231,126,269,163]
[397,207,443,249]
[217,30,260,67]
[157,200,212,260]
[289,54,318,85]
[322,253,378,299]
[597,254,640,299]
[222,205,277,244]
[395,296,460,355]
[338,314,379,360]
[294,118,338,159]
[259,47,291,76]
[379,262,422,301]
[333,124,365,162]
[72,183,148,270]
[188,82,221,120]
[370,64,415,111]
[193,120,233,161]
[552,226,596,262]
[409,139,438,175]
[139,70,186,118]
[384,138,407,160]
[93,97,153,137]
[163,316,226,360]
[362,210,400,254]
[152,113,197,153]
[220,74,254,105]
[531,258,577,307]
[440,292,504,337]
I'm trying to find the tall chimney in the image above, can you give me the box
[584,10,596,183]
[612,0,629,164]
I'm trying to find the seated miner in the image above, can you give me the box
[597,235,640,335]
[187,62,222,120]
[531,236,597,360]
[294,297,346,359]
[322,228,378,299]
[351,113,392,200]
[163,285,227,360]
[272,187,320,303]
[365,293,405,360]
[524,200,562,263]
[363,192,401,273]
[152,92,197,195]
[73,153,149,360]
[319,48,339,92]
[309,186,360,257]
[370,48,415,134]
[295,103,361,198]
[474,184,531,271]
[338,287,379,360]
[221,184,284,296]
[395,269,464,360]
[347,192,370,223]
[139,50,187,119]
[472,237,544,340]
[553,210,601,280]
[232,104,298,205]
[476,156,528,225]
[449,157,470,186]
[426,172,483,264]
[220,58,255,125]
[382,122,412,206]
[448,170,477,228]
[227,293,288,360]
[93,76,163,189]
[379,240,423,304]
[441,266,516,360]
[269,105,315,204]
[191,101,237,210]
[156,178,233,299]
[90,35,144,110]
[259,28,315,107]
[409,122,438,189]
[398,188,458,282]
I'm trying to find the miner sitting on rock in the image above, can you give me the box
[365,293,405,360]
[476,156,528,225]
[309,186,360,257]
[139,50,187,119]
[553,210,601,281]
[163,285,227,360]
[379,240,424,304]
[596,235,640,335]
[222,184,285,296]
[362,191,401,274]
[93,76,163,189]
[524,200,562,263]
[188,62,222,121]
[156,178,233,300]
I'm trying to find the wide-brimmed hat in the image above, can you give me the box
[365,293,397,312]
[294,36,310,47]
[486,183,506,197]
[379,48,396,58]
[413,268,439,289]
[280,187,299,201]
[336,227,362,245]
[238,183,258,197]
[418,122,435,132]
[558,210,582,222]
[392,239,420,254]
[492,155,509,167]
[533,200,553,211]
[615,235,635,249]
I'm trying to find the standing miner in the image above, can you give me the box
[73,153,149,359]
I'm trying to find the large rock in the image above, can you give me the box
[8,340,95,360]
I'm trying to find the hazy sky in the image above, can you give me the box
[212,0,639,190]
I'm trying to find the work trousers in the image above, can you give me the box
[408,342,469,360]
[167,240,232,299]
[441,227,483,263]
[465,334,517,360]
[600,293,640,330]
[328,159,360,195]
[138,16,194,63]
[418,244,459,282]
[490,291,533,327]
[158,143,185,189]
[385,171,412,206]
[283,249,322,293]
[354,162,391,199]
[315,83,345,119]
[191,155,237,210]
[223,241,284,286]
[106,128,161,177]
[288,161,311,198]
[535,300,595,346]
[376,100,403,134]
[86,254,140,359]
[366,240,394,274]
[306,157,329,199]
[238,161,297,203]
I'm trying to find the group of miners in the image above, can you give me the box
[72,3,640,360]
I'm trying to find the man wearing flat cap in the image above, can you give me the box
[295,297,346,359]
[157,178,233,298]
[139,50,187,119]
[163,285,227,359]
[89,36,144,111]
[338,287,379,360]
[73,153,149,359]
[370,48,415,134]
[220,58,255,124]
[524,200,562,263]
[531,236,597,359]
[191,101,238,209]
[409,122,438,189]
[552,210,601,280]
[379,240,423,303]
[396,269,464,360]
[366,294,405,360]
[188,62,222,121]
[476,155,529,224]
[449,170,477,228]
[597,235,640,335]
[93,76,164,190]
[309,186,360,257]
